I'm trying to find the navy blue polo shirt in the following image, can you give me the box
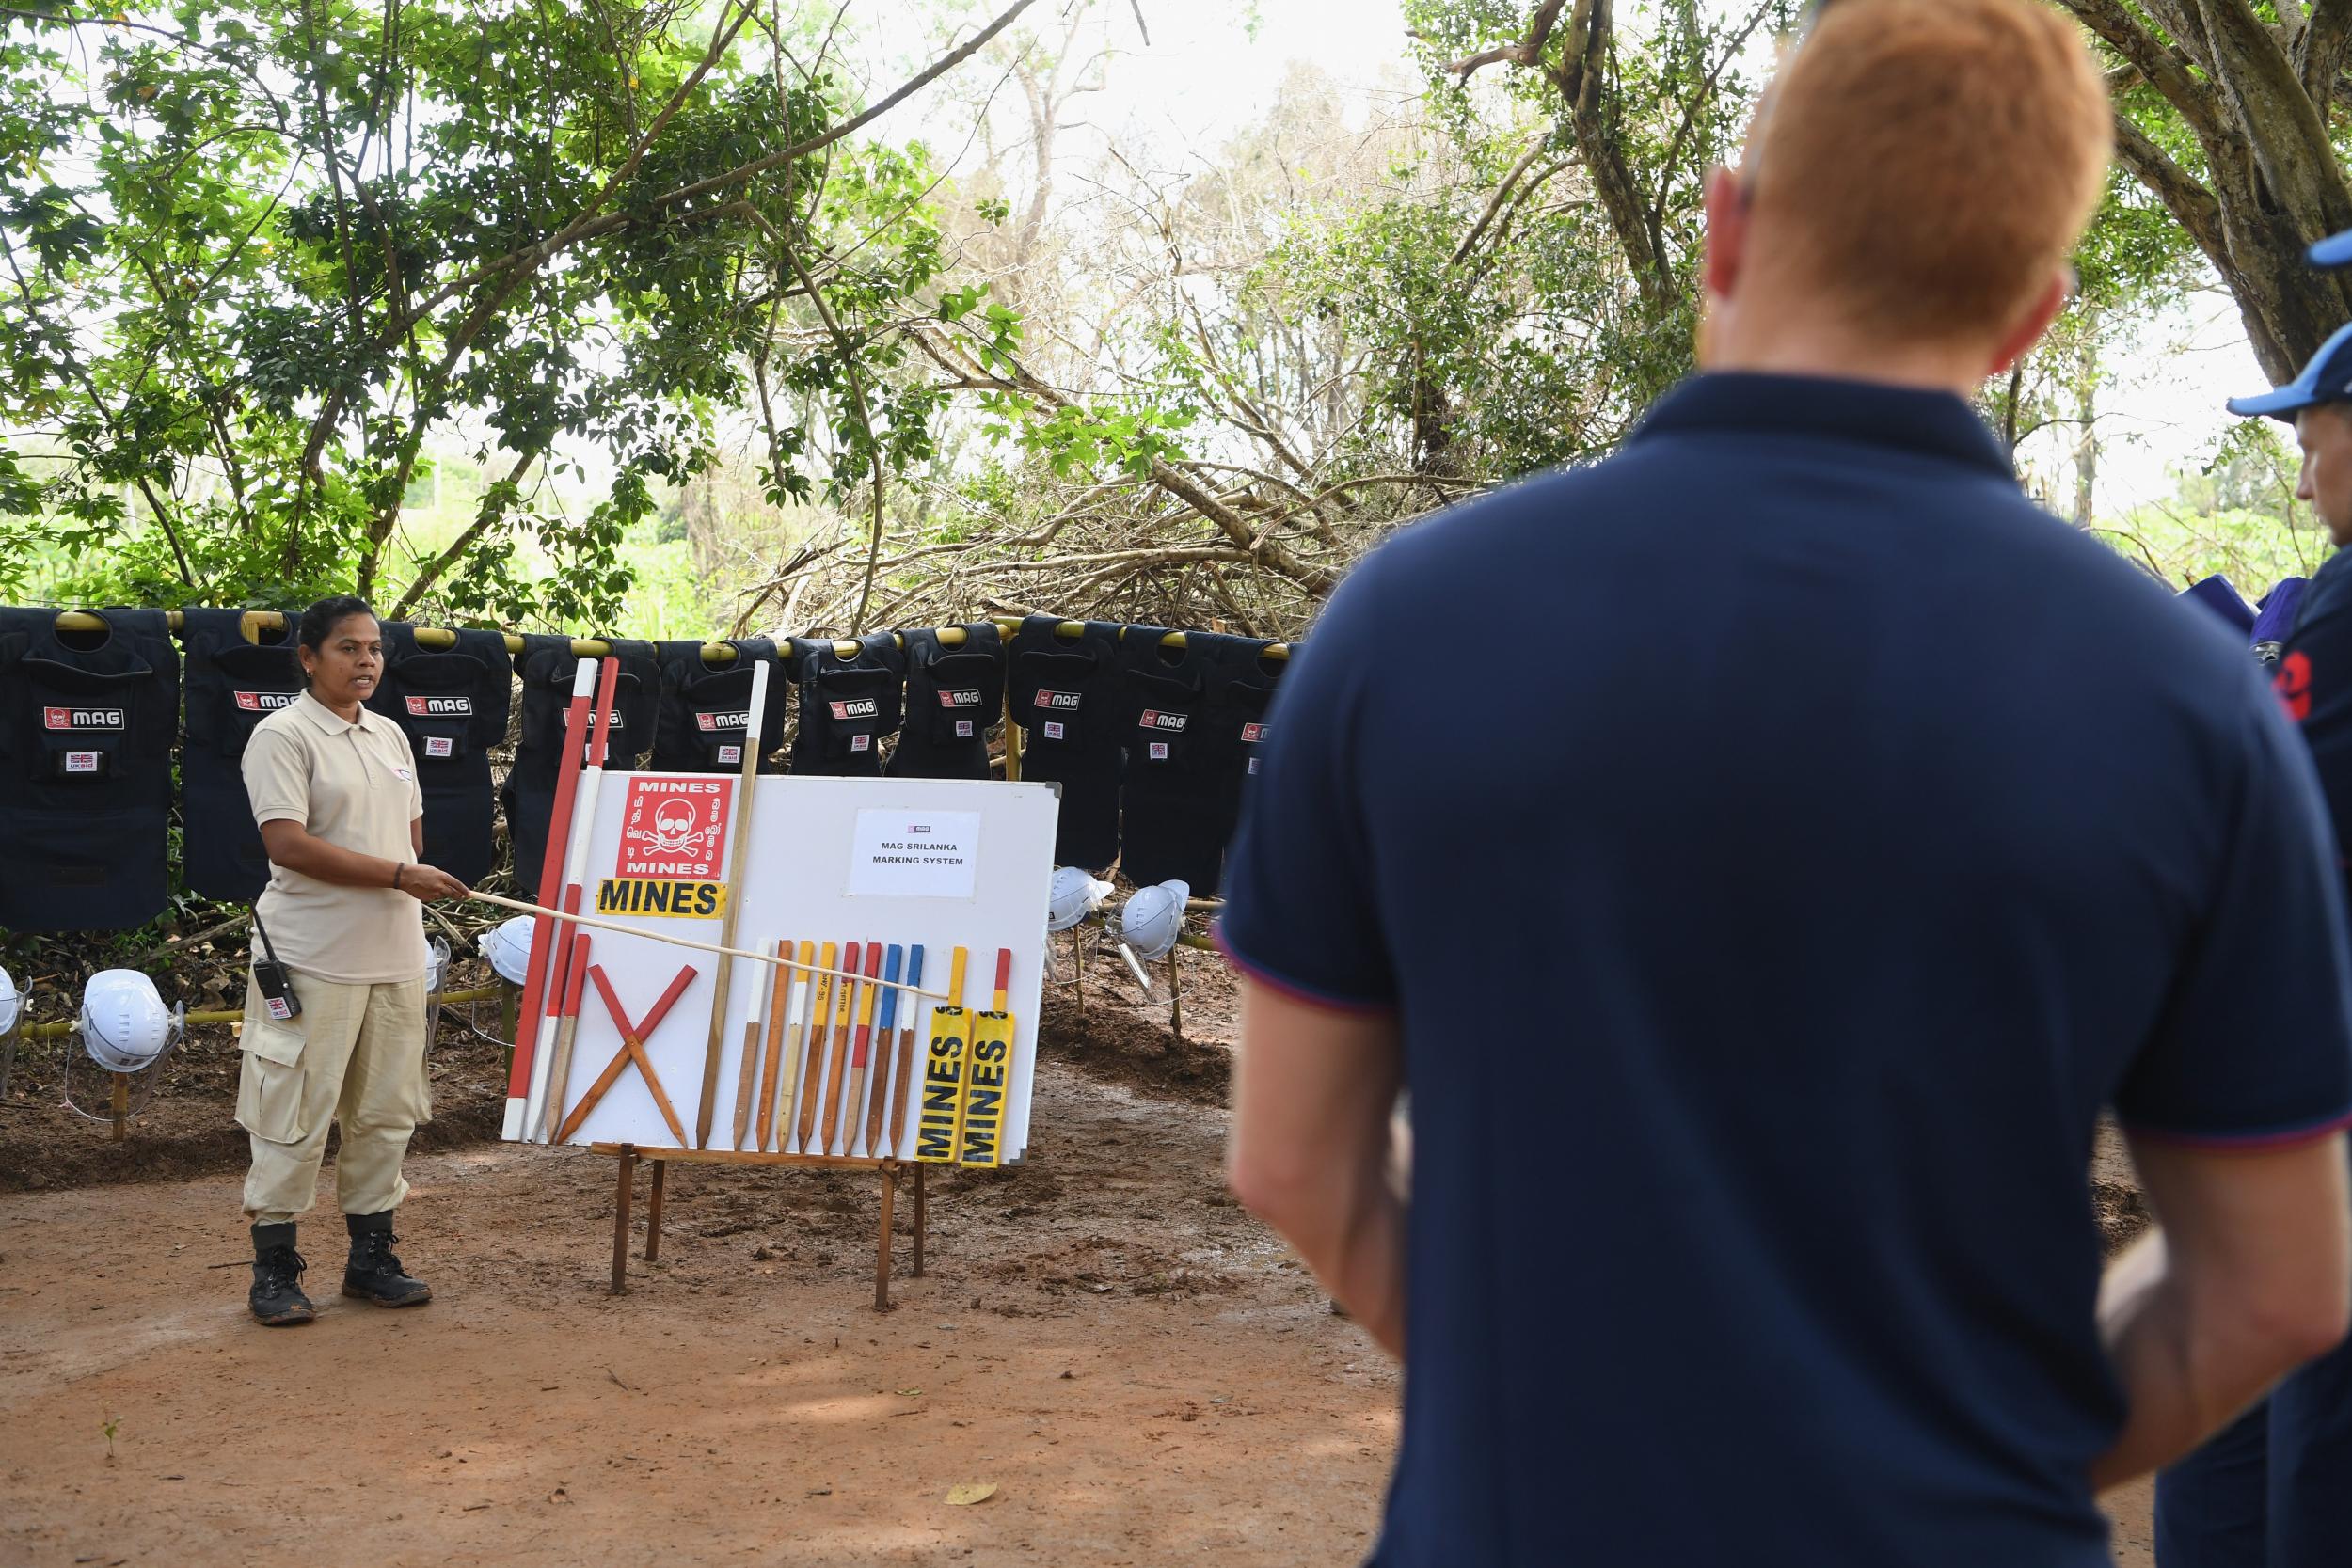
[2280,550,2352,866]
[1220,373,2352,1567]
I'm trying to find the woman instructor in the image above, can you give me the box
[236,596,469,1326]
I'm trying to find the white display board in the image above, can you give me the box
[541,773,1057,1159]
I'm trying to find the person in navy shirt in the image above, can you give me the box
[1220,5,2352,1565]
[2155,320,2352,1567]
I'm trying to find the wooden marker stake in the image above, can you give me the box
[557,964,697,1145]
[796,943,841,1155]
[750,939,793,1152]
[694,657,771,1148]
[882,945,925,1159]
[776,940,818,1152]
[821,940,869,1156]
[537,931,593,1141]
[730,934,772,1150]
[864,945,903,1157]
[504,657,596,1139]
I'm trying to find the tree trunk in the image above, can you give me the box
[2058,0,2352,382]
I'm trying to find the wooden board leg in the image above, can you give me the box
[874,1165,898,1312]
[913,1163,927,1276]
[110,1072,129,1143]
[645,1159,666,1262]
[611,1145,637,1295]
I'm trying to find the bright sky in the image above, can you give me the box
[863,0,2269,520]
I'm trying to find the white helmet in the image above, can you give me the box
[1047,866,1115,933]
[480,915,535,985]
[80,969,178,1072]
[424,937,451,997]
[0,964,19,1036]
[1120,880,1192,961]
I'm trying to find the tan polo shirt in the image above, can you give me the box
[243,692,431,985]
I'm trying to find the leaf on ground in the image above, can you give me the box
[945,1481,997,1506]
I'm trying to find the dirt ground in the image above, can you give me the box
[0,939,2161,1565]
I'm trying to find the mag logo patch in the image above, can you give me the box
[405,695,472,717]
[42,706,124,731]
[1033,689,1082,711]
[233,690,296,713]
[938,689,984,709]
[829,697,880,721]
[696,709,751,732]
[1138,709,1188,733]
[1240,722,1268,743]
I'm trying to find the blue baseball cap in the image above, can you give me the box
[2226,320,2352,420]
[2312,230,2352,269]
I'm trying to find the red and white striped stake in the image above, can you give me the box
[523,657,622,1140]
[502,657,597,1141]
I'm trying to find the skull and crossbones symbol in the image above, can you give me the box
[635,797,717,855]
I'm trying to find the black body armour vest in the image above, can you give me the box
[1116,631,1285,896]
[649,639,790,774]
[0,607,180,932]
[179,608,303,901]
[889,624,1006,781]
[1008,616,1125,871]
[364,624,513,886]
[502,635,660,889]
[788,633,906,778]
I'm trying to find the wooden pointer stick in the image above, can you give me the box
[730,932,773,1150]
[695,657,771,1148]
[796,942,841,1155]
[750,938,792,1152]
[823,941,874,1156]
[463,892,948,1000]
[882,945,925,1160]
[866,944,905,1158]
[557,963,697,1145]
[536,930,592,1142]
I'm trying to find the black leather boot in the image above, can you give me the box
[249,1223,315,1326]
[342,1211,432,1307]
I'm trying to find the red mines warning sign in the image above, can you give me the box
[614,777,734,880]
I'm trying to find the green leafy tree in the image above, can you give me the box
[0,0,1041,626]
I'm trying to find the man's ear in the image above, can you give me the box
[1703,166,1748,302]
[1986,268,2070,378]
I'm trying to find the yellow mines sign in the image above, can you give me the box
[915,1005,968,1164]
[594,878,729,920]
[956,1011,1011,1168]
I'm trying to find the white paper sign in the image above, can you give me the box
[847,809,982,899]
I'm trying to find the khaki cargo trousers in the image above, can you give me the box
[237,964,432,1226]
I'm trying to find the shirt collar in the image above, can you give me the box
[1629,372,2017,480]
[294,690,379,736]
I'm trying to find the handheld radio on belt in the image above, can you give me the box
[250,909,301,1022]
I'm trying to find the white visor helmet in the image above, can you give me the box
[80,969,176,1072]
[1047,866,1115,932]
[1120,880,1192,961]
[0,964,19,1036]
[480,915,536,985]
[425,937,451,996]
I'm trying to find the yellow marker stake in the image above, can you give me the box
[958,948,1014,1168]
[795,942,840,1155]
[772,941,817,1152]
[915,948,970,1164]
